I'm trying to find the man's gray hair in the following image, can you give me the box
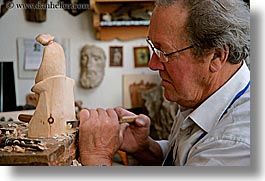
[155,0,250,64]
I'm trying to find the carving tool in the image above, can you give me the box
[18,114,139,128]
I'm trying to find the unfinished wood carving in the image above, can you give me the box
[142,86,178,140]
[28,34,75,138]
[129,80,157,108]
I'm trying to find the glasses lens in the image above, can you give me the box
[154,48,168,62]
[146,39,168,62]
[154,48,161,58]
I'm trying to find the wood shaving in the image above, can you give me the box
[71,159,82,166]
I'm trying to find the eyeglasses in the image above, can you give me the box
[146,38,194,63]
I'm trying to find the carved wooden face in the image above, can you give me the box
[79,45,106,89]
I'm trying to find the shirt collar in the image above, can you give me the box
[187,61,250,132]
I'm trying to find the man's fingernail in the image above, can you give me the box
[137,119,145,126]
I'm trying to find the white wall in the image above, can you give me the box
[0,0,158,109]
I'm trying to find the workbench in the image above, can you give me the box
[0,111,137,166]
[0,132,78,166]
[0,111,79,166]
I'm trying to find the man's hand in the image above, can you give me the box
[114,107,151,154]
[115,107,164,165]
[78,108,124,166]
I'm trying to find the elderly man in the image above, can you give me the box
[79,0,250,166]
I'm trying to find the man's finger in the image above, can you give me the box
[114,107,135,117]
[106,108,119,122]
[97,108,109,121]
[135,114,151,127]
[79,109,90,125]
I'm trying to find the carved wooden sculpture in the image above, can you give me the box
[79,45,106,89]
[129,80,157,108]
[142,86,178,140]
[28,34,75,138]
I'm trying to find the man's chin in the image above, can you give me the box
[163,90,175,102]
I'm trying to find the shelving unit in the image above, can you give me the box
[89,0,155,41]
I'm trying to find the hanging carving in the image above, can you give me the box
[59,0,89,16]
[129,80,157,108]
[24,0,47,22]
[0,0,13,18]
[142,86,178,140]
[79,45,106,89]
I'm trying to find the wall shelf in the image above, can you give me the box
[89,0,155,41]
[100,20,150,26]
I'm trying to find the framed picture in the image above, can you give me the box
[122,74,161,108]
[133,46,150,67]
[109,46,123,67]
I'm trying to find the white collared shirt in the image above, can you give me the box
[158,61,250,166]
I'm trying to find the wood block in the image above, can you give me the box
[28,34,76,138]
[0,122,78,166]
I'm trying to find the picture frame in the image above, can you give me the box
[109,46,123,67]
[122,73,161,109]
[133,46,150,67]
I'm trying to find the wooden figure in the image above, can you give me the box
[28,34,76,138]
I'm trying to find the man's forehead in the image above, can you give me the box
[148,5,189,46]
[83,47,101,54]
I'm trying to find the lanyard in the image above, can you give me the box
[220,81,250,120]
[163,81,250,166]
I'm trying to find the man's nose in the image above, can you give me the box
[87,56,95,66]
[148,53,164,71]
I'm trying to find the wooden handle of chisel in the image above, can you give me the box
[119,115,139,124]
[18,114,33,123]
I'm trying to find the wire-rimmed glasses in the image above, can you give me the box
[146,38,194,63]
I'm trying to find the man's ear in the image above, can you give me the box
[209,45,229,73]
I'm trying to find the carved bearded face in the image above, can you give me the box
[79,45,106,89]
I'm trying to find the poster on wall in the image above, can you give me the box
[17,37,70,79]
[24,38,44,70]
